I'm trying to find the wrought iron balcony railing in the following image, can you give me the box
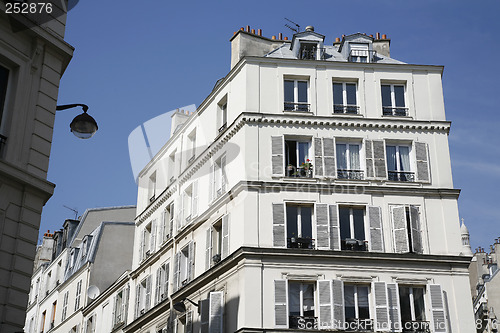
[402,320,431,333]
[284,102,310,112]
[388,171,415,182]
[289,315,317,329]
[299,47,326,60]
[334,104,360,114]
[345,318,374,331]
[383,106,408,116]
[287,237,315,249]
[337,169,364,180]
[341,238,368,251]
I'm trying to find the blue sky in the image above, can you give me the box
[43,0,500,251]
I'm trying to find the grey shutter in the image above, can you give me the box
[145,276,152,311]
[209,291,223,333]
[274,280,288,328]
[160,211,166,243]
[124,285,129,324]
[271,136,284,176]
[173,252,180,292]
[332,279,345,330]
[323,138,336,177]
[368,206,384,252]
[272,203,286,247]
[111,295,117,327]
[155,267,161,304]
[392,206,409,253]
[409,206,423,254]
[164,263,169,299]
[151,219,157,253]
[386,283,401,332]
[329,204,340,251]
[415,142,430,182]
[372,281,390,331]
[428,284,447,333]
[365,140,374,178]
[134,284,140,319]
[186,310,193,333]
[315,203,330,249]
[200,298,209,333]
[205,227,212,270]
[192,181,198,219]
[169,203,174,239]
[188,241,195,282]
[372,140,387,178]
[314,137,324,176]
[139,230,145,262]
[318,280,333,329]
[222,215,229,259]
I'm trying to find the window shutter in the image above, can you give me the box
[271,136,284,176]
[155,267,161,305]
[329,204,340,251]
[200,298,209,333]
[323,138,336,177]
[274,280,288,328]
[111,295,117,327]
[209,163,214,202]
[365,140,374,178]
[428,284,447,333]
[134,284,140,319]
[151,219,157,253]
[186,310,193,333]
[179,193,185,229]
[315,203,330,249]
[386,283,401,332]
[209,291,224,333]
[372,281,390,331]
[139,230,145,262]
[409,206,423,254]
[415,142,430,182]
[164,263,169,299]
[392,206,409,253]
[221,156,227,192]
[145,276,152,311]
[331,279,345,330]
[124,285,129,324]
[372,140,387,179]
[192,181,198,219]
[160,211,166,244]
[272,203,286,247]
[318,280,333,329]
[188,241,195,282]
[314,137,324,176]
[205,228,212,270]
[222,214,229,259]
[368,206,384,252]
[173,252,180,292]
[169,204,174,239]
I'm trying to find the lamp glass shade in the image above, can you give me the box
[173,302,186,313]
[70,112,98,139]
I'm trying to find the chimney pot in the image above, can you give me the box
[382,34,387,39]
[258,29,262,36]
[240,27,244,31]
[279,33,283,40]
[335,37,340,42]
[233,31,237,35]
[271,35,276,40]
[369,34,373,38]
[251,29,255,34]
[246,25,250,32]
[376,32,380,39]
[284,37,288,41]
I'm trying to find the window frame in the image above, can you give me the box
[284,78,310,112]
[288,281,316,327]
[0,62,12,137]
[399,286,427,324]
[343,284,371,321]
[333,81,359,114]
[338,206,368,251]
[284,138,312,178]
[385,143,415,182]
[285,203,314,249]
[335,141,364,180]
[381,83,408,116]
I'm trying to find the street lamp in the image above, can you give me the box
[173,298,199,313]
[56,104,98,139]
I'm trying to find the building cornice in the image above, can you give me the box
[82,271,131,315]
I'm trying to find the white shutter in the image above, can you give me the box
[409,206,423,254]
[173,252,181,292]
[368,206,384,252]
[163,263,169,299]
[205,228,212,270]
[372,140,387,179]
[314,137,324,176]
[332,279,344,330]
[179,192,185,229]
[169,203,174,239]
[221,215,229,259]
[209,291,224,333]
[209,163,214,202]
[329,204,340,250]
[155,267,161,305]
[151,219,157,253]
[188,241,195,282]
[123,285,129,324]
[392,206,409,253]
[428,284,447,333]
[274,280,288,328]
[372,282,390,331]
[192,181,198,219]
[315,203,330,249]
[365,140,374,178]
[200,298,209,333]
[272,203,286,247]
[318,280,333,329]
[134,284,140,319]
[323,138,336,177]
[271,136,284,176]
[145,276,152,311]
[186,310,193,333]
[111,295,117,326]
[160,210,166,243]
[386,283,401,332]
[415,142,430,182]
[139,230,145,262]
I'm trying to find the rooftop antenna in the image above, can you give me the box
[284,17,300,33]
[63,205,78,220]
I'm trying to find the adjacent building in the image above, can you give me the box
[0,3,74,331]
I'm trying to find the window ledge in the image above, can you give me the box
[332,113,364,118]
[381,114,413,120]
[282,110,314,116]
[384,180,422,187]
[280,177,319,183]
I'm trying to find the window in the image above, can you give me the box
[339,207,367,251]
[81,236,92,257]
[333,82,358,114]
[200,292,224,333]
[168,151,176,184]
[381,84,407,116]
[61,291,69,321]
[141,221,155,261]
[0,64,9,135]
[206,215,229,269]
[45,271,52,295]
[40,311,46,333]
[211,155,227,200]
[155,262,169,304]
[161,203,174,243]
[148,172,157,203]
[391,205,423,254]
[181,181,198,226]
[113,287,129,327]
[218,102,227,133]
[286,205,313,249]
[173,242,194,291]
[50,301,56,328]
[336,142,363,180]
[288,282,315,328]
[344,285,370,323]
[187,130,196,163]
[284,79,309,112]
[349,43,370,63]
[135,276,152,318]
[399,286,426,329]
[386,145,414,182]
[74,280,82,311]
[285,139,312,177]
[85,315,96,333]
[299,42,318,60]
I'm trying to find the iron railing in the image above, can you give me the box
[287,237,315,249]
[334,104,360,114]
[402,320,431,333]
[299,47,326,60]
[388,171,415,182]
[344,318,374,331]
[383,106,408,116]
[284,102,310,112]
[348,49,377,63]
[289,315,317,329]
[286,165,313,178]
[342,239,368,251]
[337,169,364,180]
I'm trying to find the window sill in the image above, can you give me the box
[384,180,422,187]
[381,114,413,120]
[332,113,364,118]
[282,110,314,116]
[280,176,318,183]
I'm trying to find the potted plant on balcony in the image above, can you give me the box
[299,159,313,177]
[286,164,295,177]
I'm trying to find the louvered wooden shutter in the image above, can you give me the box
[192,181,198,219]
[428,284,447,332]
[332,279,345,330]
[151,219,157,253]
[372,282,390,331]
[409,206,423,254]
[372,140,387,179]
[272,203,286,247]
[124,285,129,324]
[173,252,180,292]
[386,283,401,332]
[188,241,195,282]
[318,280,333,329]
[271,136,284,176]
[134,284,140,319]
[179,192,185,229]
[163,263,169,299]
[329,204,340,250]
[169,203,174,239]
[186,310,193,333]
[200,298,209,333]
[314,137,324,176]
[111,295,117,327]
[209,291,224,333]
[415,142,430,182]
[274,280,288,328]
[315,203,330,249]
[139,230,145,262]
[323,138,336,177]
[145,276,152,311]
[209,163,214,202]
[392,206,409,253]
[155,267,161,305]
[365,140,374,178]
[160,211,166,243]
[205,228,212,270]
[368,206,384,252]
[222,215,229,259]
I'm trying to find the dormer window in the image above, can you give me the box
[349,43,370,63]
[299,42,318,60]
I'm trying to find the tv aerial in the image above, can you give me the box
[63,205,78,219]
[284,17,300,33]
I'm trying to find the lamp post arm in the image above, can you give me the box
[56,104,89,112]
[185,298,199,307]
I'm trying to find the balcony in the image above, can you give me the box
[284,102,310,112]
[402,320,430,333]
[289,315,317,329]
[286,165,313,178]
[341,238,368,251]
[334,104,359,115]
[287,237,315,249]
[383,106,408,117]
[388,171,415,182]
[345,318,374,331]
[337,169,364,180]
